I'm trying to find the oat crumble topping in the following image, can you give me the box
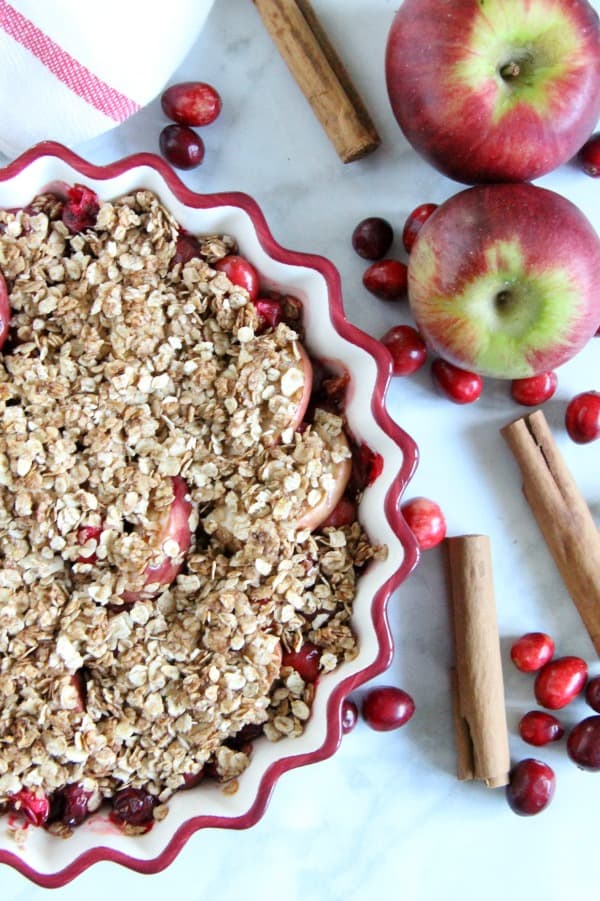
[0,188,385,833]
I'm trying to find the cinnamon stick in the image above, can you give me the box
[501,409,600,654]
[253,0,380,162]
[446,534,510,788]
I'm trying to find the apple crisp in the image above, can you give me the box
[0,186,384,834]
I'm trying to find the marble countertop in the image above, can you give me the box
[2,1,599,898]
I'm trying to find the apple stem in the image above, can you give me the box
[500,61,521,80]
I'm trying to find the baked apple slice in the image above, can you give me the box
[122,476,193,603]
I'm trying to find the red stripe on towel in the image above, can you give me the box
[0,0,140,122]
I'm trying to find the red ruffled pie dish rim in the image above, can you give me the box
[0,142,419,887]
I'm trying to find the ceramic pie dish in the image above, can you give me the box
[0,142,419,886]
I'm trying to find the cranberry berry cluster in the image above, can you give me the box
[158,81,222,170]
[506,631,600,816]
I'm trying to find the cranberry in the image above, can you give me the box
[361,686,415,731]
[518,710,564,746]
[431,358,483,404]
[380,324,427,376]
[578,132,600,177]
[225,722,264,751]
[254,297,283,331]
[172,232,202,266]
[565,391,600,444]
[214,254,260,301]
[510,632,555,673]
[9,789,50,827]
[585,675,600,712]
[341,698,359,734]
[400,496,446,551]
[281,643,321,682]
[51,782,93,827]
[181,770,206,789]
[363,259,408,300]
[70,669,88,711]
[402,202,438,253]
[161,81,222,127]
[0,271,10,352]
[319,496,357,529]
[534,656,588,709]
[76,524,102,563]
[567,715,600,770]
[506,758,555,816]
[352,217,394,260]
[159,124,205,170]
[511,371,558,407]
[61,184,100,233]
[110,787,156,828]
[350,443,384,490]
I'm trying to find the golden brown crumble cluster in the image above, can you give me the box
[0,188,384,830]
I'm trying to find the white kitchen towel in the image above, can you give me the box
[0,0,215,159]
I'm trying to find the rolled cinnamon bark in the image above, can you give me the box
[501,409,600,655]
[253,0,380,162]
[446,534,511,788]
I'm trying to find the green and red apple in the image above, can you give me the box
[407,183,600,378]
[385,0,600,183]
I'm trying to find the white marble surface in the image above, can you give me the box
[2,0,600,897]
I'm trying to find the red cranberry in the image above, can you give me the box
[76,524,102,564]
[511,371,557,406]
[510,632,555,673]
[506,758,555,816]
[172,232,202,266]
[402,202,438,253]
[181,770,206,789]
[380,324,427,376]
[567,715,600,770]
[110,787,156,828]
[51,782,93,827]
[0,272,10,352]
[214,255,260,301]
[534,656,588,709]
[352,217,394,260]
[350,443,384,490]
[159,124,205,170]
[578,132,600,177]
[9,789,50,827]
[281,643,321,682]
[400,496,446,551]
[161,81,222,126]
[254,297,283,331]
[565,391,600,444]
[341,698,359,734]
[585,675,600,712]
[361,686,415,731]
[431,358,483,404]
[518,710,564,746]
[363,259,408,301]
[319,496,357,529]
[61,184,99,233]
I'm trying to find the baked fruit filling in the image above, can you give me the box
[0,186,385,836]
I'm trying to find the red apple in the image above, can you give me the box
[407,183,600,378]
[385,0,600,184]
